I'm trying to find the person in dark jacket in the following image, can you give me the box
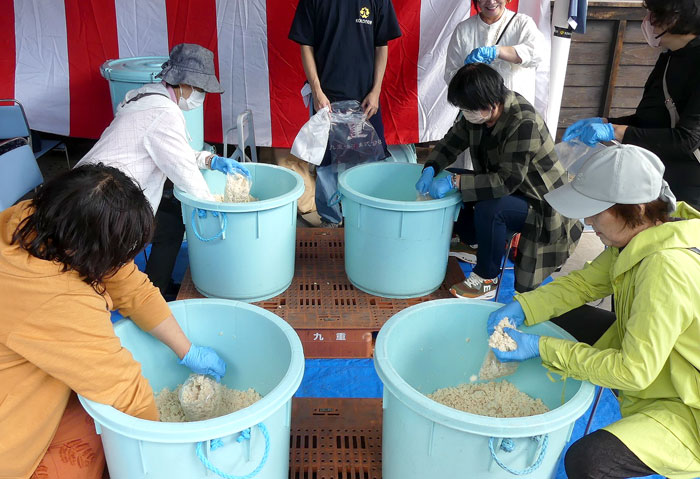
[563,0,700,209]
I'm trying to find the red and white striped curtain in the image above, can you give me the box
[0,0,551,148]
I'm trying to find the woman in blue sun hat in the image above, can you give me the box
[76,43,250,296]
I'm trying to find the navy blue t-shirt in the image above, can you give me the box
[289,0,402,103]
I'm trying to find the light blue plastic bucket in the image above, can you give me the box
[100,56,204,150]
[374,299,595,479]
[79,299,305,479]
[337,162,462,298]
[174,164,304,302]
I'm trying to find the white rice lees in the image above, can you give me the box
[479,317,519,380]
[155,374,262,422]
[178,374,222,421]
[488,317,518,351]
[428,317,549,418]
[428,381,549,418]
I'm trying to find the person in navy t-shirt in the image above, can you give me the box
[289,0,402,227]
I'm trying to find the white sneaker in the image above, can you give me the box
[448,243,478,264]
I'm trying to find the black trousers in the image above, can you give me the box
[551,305,659,478]
[144,187,185,296]
[565,429,657,479]
[550,304,617,345]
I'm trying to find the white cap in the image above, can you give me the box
[544,144,676,219]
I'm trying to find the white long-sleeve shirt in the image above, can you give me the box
[76,82,214,213]
[444,11,544,106]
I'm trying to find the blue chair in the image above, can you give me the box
[0,143,43,211]
[0,99,70,169]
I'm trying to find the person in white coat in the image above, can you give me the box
[76,43,249,296]
[444,0,545,107]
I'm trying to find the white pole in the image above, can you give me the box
[546,0,573,137]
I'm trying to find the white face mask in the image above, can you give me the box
[178,86,205,111]
[641,14,666,49]
[462,108,492,124]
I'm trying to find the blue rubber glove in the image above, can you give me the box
[492,328,541,362]
[578,123,615,146]
[210,156,251,178]
[415,167,435,195]
[562,117,603,142]
[428,175,455,199]
[465,46,499,65]
[487,300,526,336]
[179,345,227,381]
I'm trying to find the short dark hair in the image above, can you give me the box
[643,0,700,35]
[447,63,507,111]
[12,164,154,292]
[608,199,671,229]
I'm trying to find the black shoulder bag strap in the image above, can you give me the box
[662,56,700,163]
[495,12,518,45]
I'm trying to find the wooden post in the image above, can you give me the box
[602,19,627,118]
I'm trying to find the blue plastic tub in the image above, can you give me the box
[337,162,462,298]
[175,164,304,302]
[100,56,204,150]
[374,299,595,479]
[79,299,304,479]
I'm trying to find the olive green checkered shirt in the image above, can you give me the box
[425,91,582,292]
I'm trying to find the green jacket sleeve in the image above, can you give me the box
[517,247,615,325]
[539,252,695,391]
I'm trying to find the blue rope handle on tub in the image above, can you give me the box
[191,209,227,242]
[195,423,270,479]
[488,434,549,475]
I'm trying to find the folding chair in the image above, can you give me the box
[0,142,44,210]
[223,109,257,163]
[0,99,70,169]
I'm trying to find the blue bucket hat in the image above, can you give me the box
[156,43,223,93]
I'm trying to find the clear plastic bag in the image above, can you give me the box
[478,349,519,380]
[328,100,386,173]
[478,317,519,380]
[223,172,255,203]
[178,374,223,421]
[554,139,606,175]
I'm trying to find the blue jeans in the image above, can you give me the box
[315,163,343,224]
[453,195,530,279]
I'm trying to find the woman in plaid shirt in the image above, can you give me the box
[416,63,582,298]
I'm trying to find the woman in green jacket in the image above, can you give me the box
[489,144,700,479]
